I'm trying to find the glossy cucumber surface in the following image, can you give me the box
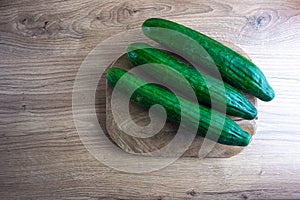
[106,67,251,146]
[127,42,257,120]
[142,18,275,101]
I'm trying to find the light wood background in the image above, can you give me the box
[1,0,300,199]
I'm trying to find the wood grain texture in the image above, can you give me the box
[0,0,300,199]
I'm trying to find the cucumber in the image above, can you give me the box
[106,67,251,146]
[127,42,257,120]
[142,18,275,101]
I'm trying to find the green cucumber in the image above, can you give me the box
[142,18,275,101]
[127,42,257,120]
[106,67,251,146]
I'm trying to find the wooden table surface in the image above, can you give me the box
[1,0,300,199]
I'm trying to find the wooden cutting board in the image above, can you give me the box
[103,42,257,158]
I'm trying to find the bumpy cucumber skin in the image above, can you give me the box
[106,68,251,146]
[142,18,275,102]
[127,42,257,120]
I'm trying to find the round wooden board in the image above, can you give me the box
[103,42,257,158]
